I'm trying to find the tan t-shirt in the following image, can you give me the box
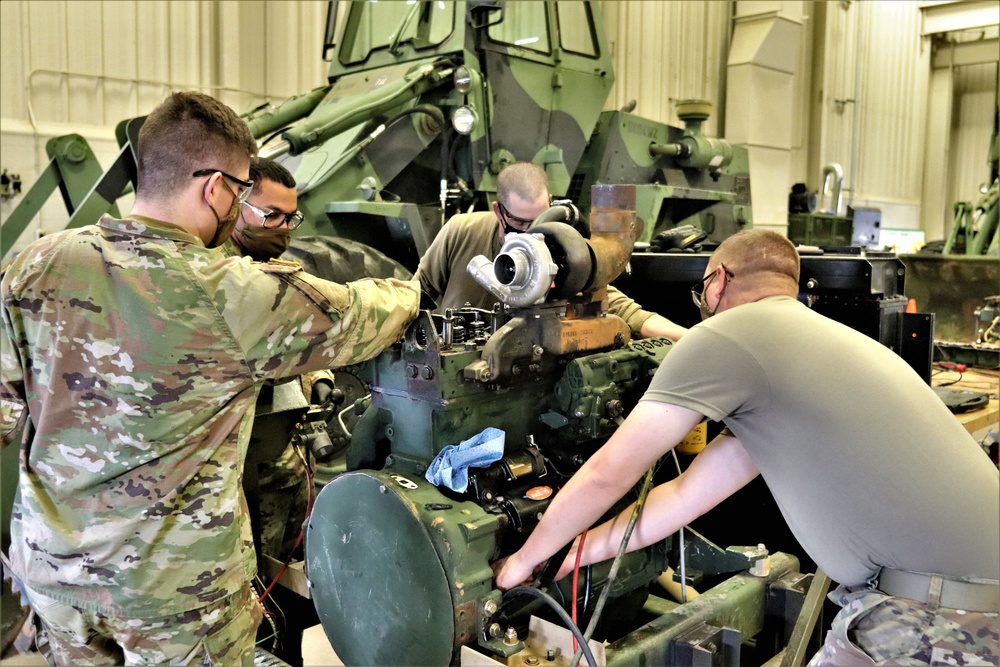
[642,295,1000,587]
[414,211,656,335]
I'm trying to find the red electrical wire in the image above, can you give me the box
[571,528,588,654]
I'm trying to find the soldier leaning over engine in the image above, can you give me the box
[414,162,689,342]
[498,230,999,666]
[0,91,419,666]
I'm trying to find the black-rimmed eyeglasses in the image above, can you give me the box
[242,200,305,230]
[497,200,536,228]
[192,169,254,204]
[497,197,553,235]
[691,264,734,308]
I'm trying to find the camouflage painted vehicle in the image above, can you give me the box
[250,0,751,271]
[1,1,750,274]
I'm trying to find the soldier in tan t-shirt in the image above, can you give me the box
[414,162,688,341]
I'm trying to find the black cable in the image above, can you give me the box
[502,586,597,667]
[553,579,567,608]
[260,126,291,147]
[570,465,656,667]
[937,371,963,388]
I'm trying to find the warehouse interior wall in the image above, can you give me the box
[1,0,997,254]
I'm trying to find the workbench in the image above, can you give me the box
[932,367,999,437]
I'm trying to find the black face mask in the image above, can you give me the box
[497,200,536,237]
[499,216,519,237]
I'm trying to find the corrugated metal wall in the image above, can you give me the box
[601,0,731,136]
[0,0,328,127]
[949,62,998,210]
[813,0,930,226]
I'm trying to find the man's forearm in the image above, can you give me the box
[557,435,761,579]
[497,402,705,589]
[513,446,637,574]
[639,314,688,342]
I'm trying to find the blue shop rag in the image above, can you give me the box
[424,427,505,493]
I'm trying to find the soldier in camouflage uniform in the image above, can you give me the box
[219,157,322,564]
[413,162,688,342]
[0,91,419,666]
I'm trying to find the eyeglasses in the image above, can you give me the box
[242,200,305,230]
[192,169,254,204]
[691,264,734,308]
[497,196,553,234]
[497,200,536,228]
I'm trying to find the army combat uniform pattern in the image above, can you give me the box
[218,238,322,563]
[0,215,418,660]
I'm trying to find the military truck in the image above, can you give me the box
[210,0,753,272]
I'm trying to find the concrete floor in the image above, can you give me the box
[301,624,344,667]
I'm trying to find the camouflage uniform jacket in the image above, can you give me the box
[0,214,418,617]
[413,211,656,336]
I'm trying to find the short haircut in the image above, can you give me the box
[250,158,297,193]
[712,229,800,286]
[496,162,548,207]
[137,91,257,201]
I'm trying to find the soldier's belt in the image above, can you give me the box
[877,568,1000,612]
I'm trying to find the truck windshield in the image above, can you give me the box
[487,2,550,54]
[339,0,456,66]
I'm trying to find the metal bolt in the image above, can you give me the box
[406,364,419,378]
[420,365,434,380]
[503,627,519,646]
[483,599,498,617]
[488,623,502,638]
[606,399,624,417]
[758,543,766,552]
[524,657,540,666]
[533,345,544,357]
[546,649,556,661]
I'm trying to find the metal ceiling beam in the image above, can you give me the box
[920,1,999,36]
[933,36,1000,68]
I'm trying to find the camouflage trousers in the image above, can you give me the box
[808,584,999,666]
[258,442,310,561]
[23,581,262,666]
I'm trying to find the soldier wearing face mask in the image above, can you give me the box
[2,91,419,666]
[220,157,303,262]
[218,158,330,570]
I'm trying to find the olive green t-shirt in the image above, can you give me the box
[643,296,999,587]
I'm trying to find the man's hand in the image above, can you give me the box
[495,552,542,591]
